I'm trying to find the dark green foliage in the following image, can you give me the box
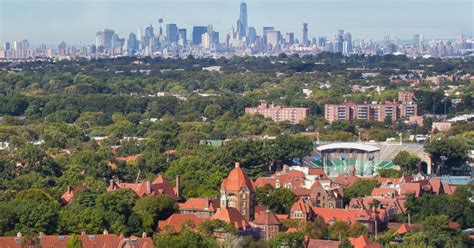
[343,179,381,204]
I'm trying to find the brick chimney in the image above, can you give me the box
[235,162,240,168]
[175,175,181,199]
[142,232,147,238]
[103,229,108,235]
[146,181,151,194]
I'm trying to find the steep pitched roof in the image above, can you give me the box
[333,174,359,187]
[307,239,339,248]
[157,214,208,232]
[151,174,177,199]
[253,177,276,188]
[429,178,443,195]
[253,210,282,226]
[290,199,312,215]
[349,197,406,214]
[400,182,422,197]
[178,198,219,212]
[442,182,456,195]
[349,235,382,248]
[61,186,76,204]
[212,207,250,229]
[396,223,415,235]
[221,163,255,192]
[255,204,269,214]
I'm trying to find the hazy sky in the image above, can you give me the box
[1,0,472,45]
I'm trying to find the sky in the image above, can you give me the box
[0,0,472,46]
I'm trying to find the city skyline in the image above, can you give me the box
[1,0,472,45]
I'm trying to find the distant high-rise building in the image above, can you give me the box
[302,23,309,46]
[128,33,138,51]
[318,37,327,47]
[192,26,208,45]
[3,42,10,51]
[96,29,114,49]
[266,31,281,47]
[262,27,275,38]
[239,2,248,39]
[21,40,29,50]
[166,24,178,45]
[178,28,187,46]
[144,25,154,38]
[285,33,295,45]
[13,41,21,50]
[384,35,391,44]
[413,34,420,46]
[248,27,257,44]
[343,32,352,54]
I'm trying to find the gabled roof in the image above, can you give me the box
[291,187,311,197]
[107,174,176,199]
[178,198,219,212]
[61,186,76,204]
[428,178,443,195]
[221,163,255,192]
[308,168,330,180]
[290,199,312,215]
[212,207,250,229]
[349,197,406,214]
[255,205,269,215]
[400,182,422,197]
[307,239,339,248]
[253,210,282,226]
[253,177,276,188]
[349,235,381,248]
[157,214,208,232]
[333,174,359,187]
[442,182,456,195]
[151,174,177,199]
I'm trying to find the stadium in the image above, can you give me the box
[304,142,430,177]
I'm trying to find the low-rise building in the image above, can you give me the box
[245,100,309,124]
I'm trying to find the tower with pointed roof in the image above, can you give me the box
[220,162,256,222]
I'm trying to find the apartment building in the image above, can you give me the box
[245,100,309,124]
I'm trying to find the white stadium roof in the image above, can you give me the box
[316,143,381,153]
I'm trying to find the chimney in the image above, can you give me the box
[175,175,181,199]
[142,232,147,238]
[103,229,108,235]
[16,232,22,238]
[283,164,289,172]
[109,179,114,189]
[146,181,151,194]
[235,162,240,168]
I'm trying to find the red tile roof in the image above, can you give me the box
[308,168,330,180]
[255,204,269,214]
[428,178,443,195]
[157,214,208,232]
[395,223,419,235]
[400,182,422,197]
[333,174,359,187]
[442,182,456,195]
[0,233,155,248]
[61,186,76,204]
[291,187,311,197]
[290,199,313,215]
[253,177,276,188]
[107,174,177,199]
[212,207,250,230]
[371,187,397,197]
[253,210,282,226]
[221,163,255,192]
[349,197,406,215]
[312,207,373,223]
[307,239,339,248]
[178,198,219,212]
[275,214,289,221]
[349,235,381,248]
[151,175,177,199]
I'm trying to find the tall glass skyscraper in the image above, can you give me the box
[239,2,248,39]
[192,26,208,45]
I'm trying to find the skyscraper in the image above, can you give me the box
[192,26,208,45]
[95,29,115,49]
[285,33,295,45]
[3,42,11,51]
[239,2,248,39]
[266,31,280,47]
[302,23,309,46]
[178,28,187,46]
[413,34,420,46]
[248,27,257,44]
[128,33,138,51]
[343,32,352,55]
[166,24,178,45]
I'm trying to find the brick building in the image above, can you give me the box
[325,100,417,123]
[220,163,256,222]
[245,100,309,124]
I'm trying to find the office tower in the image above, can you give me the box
[302,23,309,46]
[13,41,21,50]
[21,40,29,50]
[3,42,10,50]
[239,2,248,38]
[262,27,274,37]
[212,31,220,45]
[144,25,154,38]
[248,27,257,44]
[96,29,114,49]
[285,33,295,45]
[192,26,208,45]
[318,37,327,47]
[128,33,138,51]
[166,24,178,45]
[266,31,280,47]
[202,32,212,49]
[343,32,352,55]
[413,34,420,46]
[384,35,390,44]
[178,28,187,46]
